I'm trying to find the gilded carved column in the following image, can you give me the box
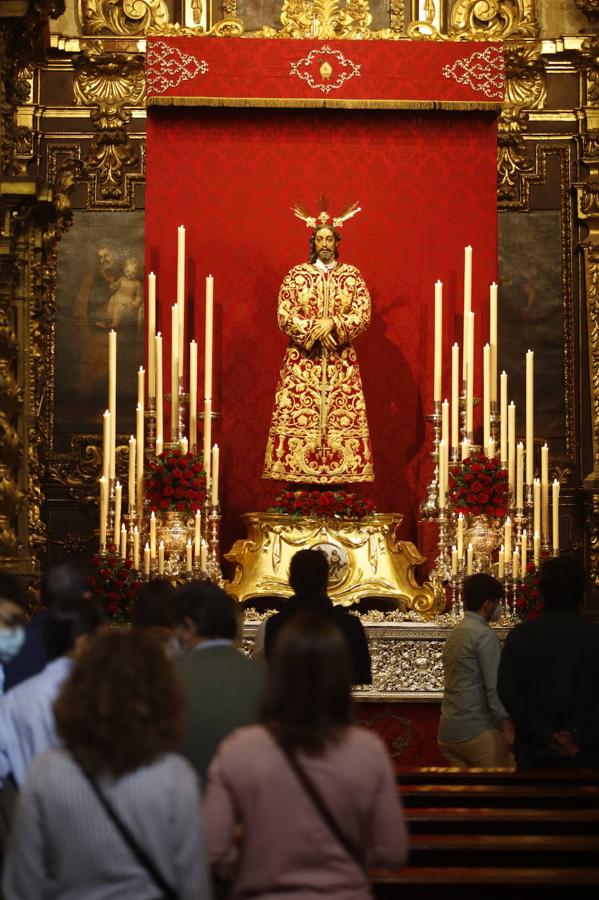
[576,36,599,586]
[0,0,71,575]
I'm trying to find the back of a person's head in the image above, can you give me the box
[54,629,183,777]
[174,581,239,640]
[0,571,25,608]
[463,573,503,612]
[540,555,585,610]
[289,549,329,599]
[41,557,91,609]
[131,579,175,630]
[260,611,352,754]
[43,597,104,661]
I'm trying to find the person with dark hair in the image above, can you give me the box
[264,549,372,685]
[438,573,514,767]
[3,630,211,900]
[3,556,91,691]
[0,573,26,695]
[174,580,264,782]
[204,613,408,898]
[131,578,176,654]
[498,555,599,768]
[0,595,104,787]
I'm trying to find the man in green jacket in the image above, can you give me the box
[174,581,264,784]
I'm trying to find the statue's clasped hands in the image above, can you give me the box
[311,317,337,350]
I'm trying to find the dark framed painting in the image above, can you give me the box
[54,211,145,451]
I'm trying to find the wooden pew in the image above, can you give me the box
[399,783,599,809]
[407,806,599,835]
[397,766,599,786]
[372,867,599,898]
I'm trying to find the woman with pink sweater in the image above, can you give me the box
[204,612,408,899]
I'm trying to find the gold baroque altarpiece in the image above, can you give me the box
[2,0,598,603]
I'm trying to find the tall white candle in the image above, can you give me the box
[508,401,516,496]
[205,275,214,401]
[521,529,527,579]
[513,547,520,580]
[133,526,140,571]
[211,443,220,506]
[466,543,473,575]
[451,546,458,576]
[457,513,464,558]
[487,437,495,459]
[171,305,179,437]
[158,539,165,575]
[189,339,198,451]
[186,538,193,573]
[108,330,117,481]
[137,366,145,410]
[102,410,111,483]
[489,282,498,403]
[504,516,512,559]
[155,333,163,451]
[433,280,442,403]
[147,272,156,398]
[451,343,459,450]
[180,436,188,456]
[128,436,135,512]
[441,400,449,449]
[466,311,475,435]
[438,439,446,510]
[136,403,144,515]
[541,443,549,538]
[526,349,534,484]
[200,539,208,572]
[150,511,156,559]
[177,225,185,378]
[552,479,560,553]
[516,442,524,509]
[462,246,472,381]
[533,478,541,539]
[483,343,491,450]
[498,545,505,579]
[99,475,107,547]
[144,543,151,576]
[203,397,212,484]
[120,523,127,560]
[194,509,201,559]
[500,371,508,464]
[461,438,470,461]
[534,532,540,567]
[113,481,122,547]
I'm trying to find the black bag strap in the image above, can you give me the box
[75,760,179,900]
[270,732,367,876]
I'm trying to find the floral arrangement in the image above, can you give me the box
[144,448,206,514]
[516,553,550,621]
[88,550,143,623]
[448,452,509,518]
[269,486,375,519]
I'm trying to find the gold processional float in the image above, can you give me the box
[96,227,562,631]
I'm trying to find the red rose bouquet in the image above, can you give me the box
[448,452,509,518]
[88,550,143,623]
[144,448,206,514]
[269,487,375,519]
[516,553,550,621]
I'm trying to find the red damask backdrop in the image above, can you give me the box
[146,103,498,555]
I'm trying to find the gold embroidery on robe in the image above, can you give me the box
[263,262,374,484]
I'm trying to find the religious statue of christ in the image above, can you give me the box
[263,203,374,484]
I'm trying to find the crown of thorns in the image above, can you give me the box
[291,197,361,230]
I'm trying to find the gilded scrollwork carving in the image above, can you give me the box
[79,0,170,36]
[449,0,538,39]
[578,35,599,107]
[497,41,546,205]
[255,0,403,39]
[73,46,145,207]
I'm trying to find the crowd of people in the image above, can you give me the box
[0,549,597,898]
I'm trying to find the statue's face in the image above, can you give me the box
[314,227,337,264]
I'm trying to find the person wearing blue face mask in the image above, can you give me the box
[0,572,26,695]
